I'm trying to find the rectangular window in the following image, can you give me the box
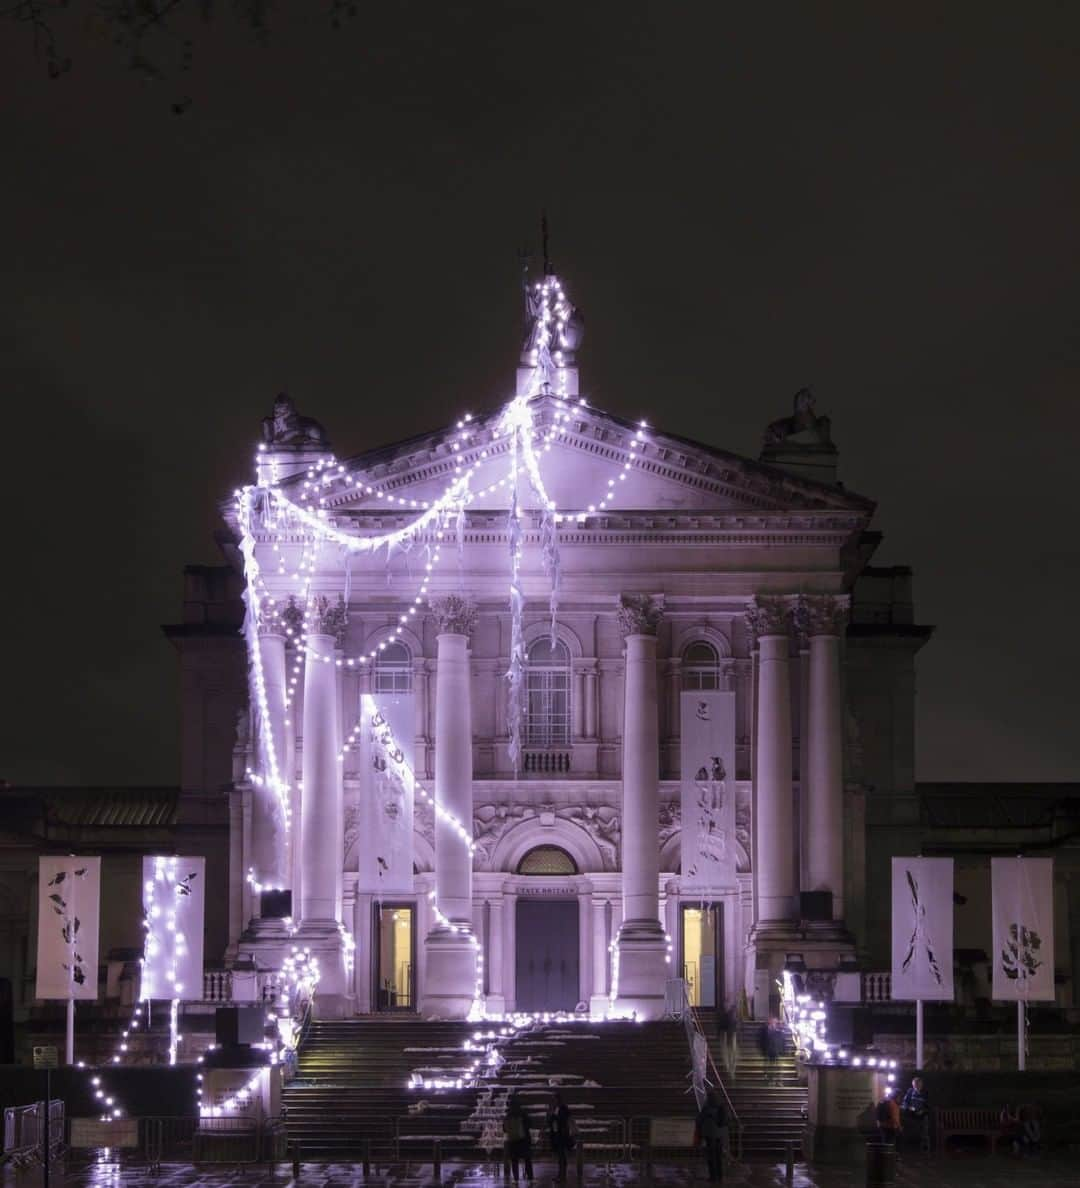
[525,668,570,746]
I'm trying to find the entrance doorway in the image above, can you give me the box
[375,904,414,1010]
[515,899,579,1012]
[681,904,723,1008]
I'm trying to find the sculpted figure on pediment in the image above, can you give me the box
[559,804,620,870]
[763,388,833,449]
[473,802,534,867]
[658,800,680,847]
[735,788,751,872]
[261,393,329,449]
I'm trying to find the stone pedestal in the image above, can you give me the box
[421,615,479,1018]
[614,600,667,1019]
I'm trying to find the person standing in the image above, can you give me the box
[876,1094,901,1146]
[503,1093,534,1183]
[547,1090,575,1182]
[900,1076,930,1151]
[696,1090,727,1182]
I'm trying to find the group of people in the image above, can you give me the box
[502,1090,575,1184]
[502,1087,730,1184]
[877,1077,1044,1156]
[876,1077,930,1150]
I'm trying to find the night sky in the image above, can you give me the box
[2,4,1077,786]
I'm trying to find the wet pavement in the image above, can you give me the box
[3,1153,1076,1188]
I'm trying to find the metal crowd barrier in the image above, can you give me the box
[2,1100,64,1167]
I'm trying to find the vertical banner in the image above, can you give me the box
[140,856,206,1001]
[358,692,415,895]
[36,857,101,1001]
[680,691,737,890]
[890,857,954,1001]
[992,856,1055,1001]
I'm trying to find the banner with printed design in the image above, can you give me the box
[140,856,206,1001]
[357,692,415,895]
[680,691,737,890]
[992,856,1055,1002]
[36,857,101,1001]
[890,857,954,1001]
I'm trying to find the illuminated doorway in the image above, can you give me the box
[375,904,414,1010]
[681,904,722,1008]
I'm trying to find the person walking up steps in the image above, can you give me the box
[503,1093,534,1183]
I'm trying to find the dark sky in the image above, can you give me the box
[2,4,1077,785]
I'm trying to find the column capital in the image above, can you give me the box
[745,595,794,645]
[617,593,663,638]
[280,595,304,641]
[309,593,348,646]
[429,593,478,638]
[795,594,850,638]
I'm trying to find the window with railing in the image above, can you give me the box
[525,637,570,746]
[681,640,720,690]
[374,641,412,695]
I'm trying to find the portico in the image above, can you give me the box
[225,270,883,1023]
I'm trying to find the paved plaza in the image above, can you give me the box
[3,1154,1075,1188]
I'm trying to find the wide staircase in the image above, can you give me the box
[700,1016,807,1158]
[283,1015,807,1162]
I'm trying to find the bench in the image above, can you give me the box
[934,1108,1001,1157]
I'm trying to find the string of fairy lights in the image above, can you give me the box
[234,272,659,1023]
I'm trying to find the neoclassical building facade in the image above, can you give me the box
[204,328,930,1022]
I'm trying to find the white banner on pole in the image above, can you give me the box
[680,691,737,890]
[357,692,415,895]
[992,856,1055,1002]
[36,857,101,1001]
[890,857,954,1001]
[140,856,206,1000]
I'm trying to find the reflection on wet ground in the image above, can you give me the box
[2,1152,1076,1187]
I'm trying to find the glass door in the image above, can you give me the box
[681,904,722,1008]
[375,904,414,1010]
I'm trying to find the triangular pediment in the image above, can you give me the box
[297,396,872,520]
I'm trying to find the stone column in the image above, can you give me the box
[801,595,849,921]
[590,898,610,1016]
[487,897,506,1016]
[503,889,518,1013]
[572,668,586,739]
[578,887,593,1007]
[251,628,289,903]
[614,594,668,1018]
[584,669,598,739]
[748,597,796,925]
[420,595,479,1018]
[297,596,348,1012]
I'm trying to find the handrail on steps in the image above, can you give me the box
[673,981,741,1155]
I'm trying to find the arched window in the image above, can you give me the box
[374,641,412,695]
[517,845,577,875]
[525,637,570,746]
[682,640,720,690]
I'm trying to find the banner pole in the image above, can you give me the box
[1017,1001,1025,1071]
[915,999,924,1071]
[65,998,74,1065]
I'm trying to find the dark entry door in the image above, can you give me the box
[516,899,579,1012]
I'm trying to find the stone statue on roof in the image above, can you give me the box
[261,393,329,449]
[763,388,833,449]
